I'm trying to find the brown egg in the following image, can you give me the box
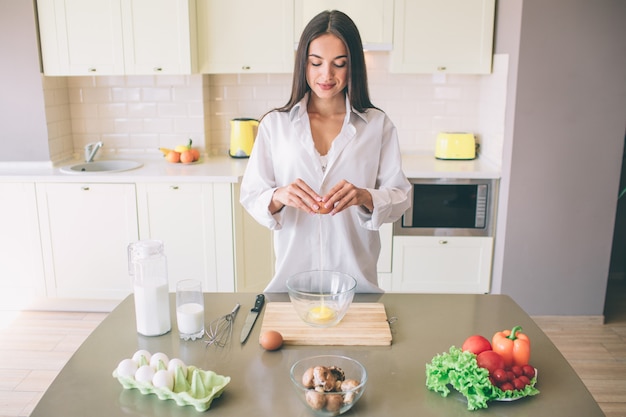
[316,204,333,214]
[259,330,283,351]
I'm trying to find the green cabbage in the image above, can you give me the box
[425,346,539,410]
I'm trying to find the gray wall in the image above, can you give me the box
[495,0,626,315]
[0,0,49,162]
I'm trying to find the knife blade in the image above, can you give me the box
[240,294,265,344]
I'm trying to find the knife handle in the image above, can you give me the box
[251,294,265,313]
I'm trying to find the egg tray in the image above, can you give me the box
[112,365,230,412]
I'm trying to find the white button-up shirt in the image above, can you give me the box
[240,94,411,293]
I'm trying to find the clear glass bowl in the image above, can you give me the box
[290,355,367,416]
[286,270,356,328]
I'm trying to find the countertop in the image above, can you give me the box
[30,292,603,417]
[0,153,501,183]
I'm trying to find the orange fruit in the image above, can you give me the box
[166,151,180,163]
[190,148,200,161]
[180,150,194,164]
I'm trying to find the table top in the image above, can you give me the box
[31,293,603,417]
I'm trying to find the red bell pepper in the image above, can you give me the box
[492,326,530,367]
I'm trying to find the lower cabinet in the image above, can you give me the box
[136,182,235,292]
[0,182,46,307]
[391,236,493,293]
[36,182,139,299]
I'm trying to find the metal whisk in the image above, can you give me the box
[205,303,240,347]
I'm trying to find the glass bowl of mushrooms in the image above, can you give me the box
[289,355,367,416]
[286,270,356,328]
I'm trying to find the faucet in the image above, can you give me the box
[84,141,103,162]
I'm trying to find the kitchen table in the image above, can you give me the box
[30,293,604,417]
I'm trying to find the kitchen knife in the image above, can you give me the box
[240,294,265,344]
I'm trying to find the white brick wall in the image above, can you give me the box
[43,54,507,166]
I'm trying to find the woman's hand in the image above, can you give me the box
[269,178,323,215]
[321,180,373,214]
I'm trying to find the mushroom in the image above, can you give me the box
[302,367,315,388]
[329,366,345,382]
[341,379,360,404]
[305,390,326,410]
[313,366,339,392]
[325,393,344,413]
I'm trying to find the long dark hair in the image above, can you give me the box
[274,10,375,113]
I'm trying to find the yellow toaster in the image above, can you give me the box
[435,132,476,160]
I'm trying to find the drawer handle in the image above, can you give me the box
[439,240,448,245]
[153,67,163,72]
[242,65,251,70]
[437,66,447,71]
[88,68,97,72]
[170,185,179,190]
[81,186,90,191]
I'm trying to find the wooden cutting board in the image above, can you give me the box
[259,302,392,346]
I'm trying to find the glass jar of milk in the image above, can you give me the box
[128,240,171,336]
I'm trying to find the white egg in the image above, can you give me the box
[152,369,174,390]
[116,358,138,378]
[132,350,152,365]
[135,365,155,383]
[167,358,188,378]
[150,352,170,369]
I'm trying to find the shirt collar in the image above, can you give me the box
[289,92,370,123]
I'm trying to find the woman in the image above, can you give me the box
[240,10,411,293]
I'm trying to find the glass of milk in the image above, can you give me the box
[176,279,205,341]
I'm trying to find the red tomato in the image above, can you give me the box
[513,378,527,390]
[476,350,506,374]
[522,365,536,379]
[461,335,493,355]
[492,368,508,384]
[500,382,515,391]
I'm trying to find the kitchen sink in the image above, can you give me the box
[60,160,143,174]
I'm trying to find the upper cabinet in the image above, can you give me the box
[294,0,393,51]
[121,0,197,74]
[36,0,197,75]
[391,0,496,74]
[196,0,294,74]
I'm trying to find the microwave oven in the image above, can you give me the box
[394,178,498,237]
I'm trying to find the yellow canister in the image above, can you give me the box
[229,118,259,158]
[435,132,476,160]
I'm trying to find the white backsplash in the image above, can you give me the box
[43,54,507,167]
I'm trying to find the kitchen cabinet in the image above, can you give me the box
[231,183,274,292]
[120,0,198,74]
[294,0,393,50]
[136,182,235,292]
[377,223,393,290]
[196,0,294,73]
[36,183,139,299]
[391,236,493,293]
[0,183,46,308]
[391,0,495,74]
[36,0,197,75]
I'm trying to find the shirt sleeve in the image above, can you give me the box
[357,114,411,230]
[239,115,284,230]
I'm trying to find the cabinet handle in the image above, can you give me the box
[88,68,97,72]
[242,65,251,70]
[437,66,447,71]
[153,67,163,72]
[170,185,179,190]
[438,240,448,245]
[81,186,90,191]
